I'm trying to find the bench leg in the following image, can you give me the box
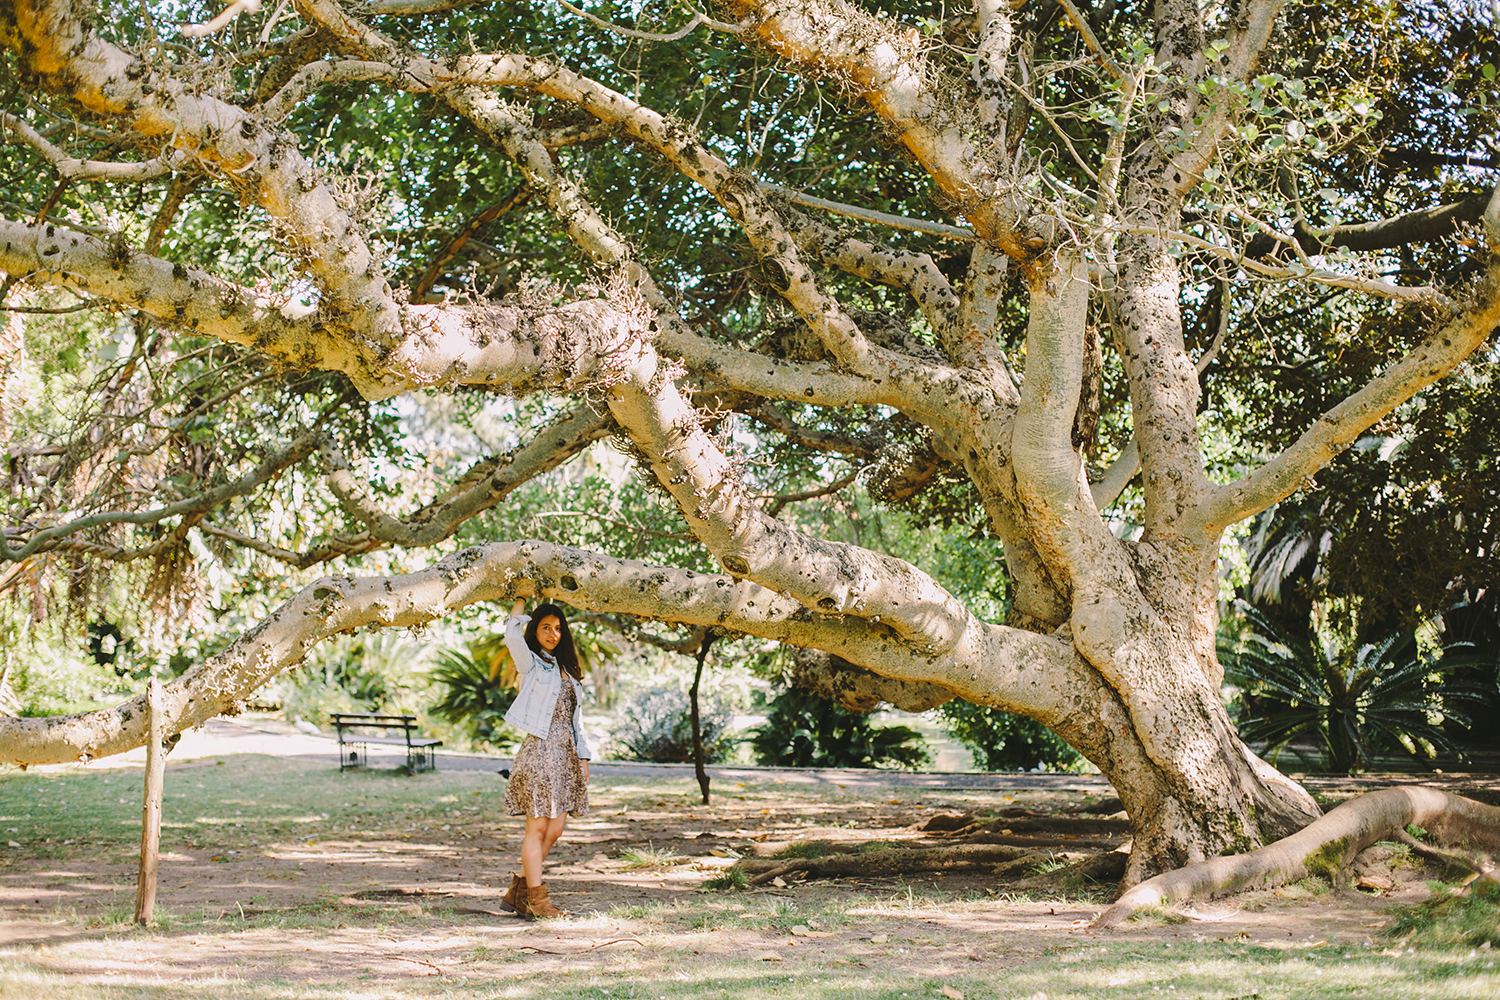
[340,741,366,771]
[405,744,436,773]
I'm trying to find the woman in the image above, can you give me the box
[499,599,591,919]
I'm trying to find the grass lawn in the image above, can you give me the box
[0,755,1495,999]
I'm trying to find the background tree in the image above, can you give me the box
[2,0,1498,885]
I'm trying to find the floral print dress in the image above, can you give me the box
[504,676,589,819]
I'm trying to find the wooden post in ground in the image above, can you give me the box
[135,678,166,925]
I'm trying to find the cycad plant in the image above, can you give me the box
[1220,604,1489,773]
[428,646,517,745]
[611,684,738,763]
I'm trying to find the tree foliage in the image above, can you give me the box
[936,700,1081,773]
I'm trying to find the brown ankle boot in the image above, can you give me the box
[522,881,565,919]
[500,873,524,914]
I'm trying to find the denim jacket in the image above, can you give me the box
[501,614,592,759]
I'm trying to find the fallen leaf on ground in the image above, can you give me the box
[870,934,888,944]
[754,951,783,962]
[941,986,965,1000]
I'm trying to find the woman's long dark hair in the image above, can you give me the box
[523,603,582,680]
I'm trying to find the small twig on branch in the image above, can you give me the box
[762,184,976,242]
[1107,220,1457,308]
[410,185,532,303]
[748,404,875,458]
[147,175,200,256]
[555,0,706,42]
[678,1,744,34]
[1,434,321,562]
[764,469,860,516]
[998,77,1102,188]
[1195,281,1232,376]
[1,112,179,182]
[1053,0,1125,80]
[0,301,91,314]
[170,370,280,429]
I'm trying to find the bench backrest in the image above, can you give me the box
[330,713,418,732]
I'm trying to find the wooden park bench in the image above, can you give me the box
[329,713,442,773]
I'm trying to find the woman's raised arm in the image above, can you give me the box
[504,600,532,676]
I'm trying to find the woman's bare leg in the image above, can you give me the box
[521,814,569,887]
[540,815,567,857]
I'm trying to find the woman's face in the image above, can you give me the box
[536,615,563,652]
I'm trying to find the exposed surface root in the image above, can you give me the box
[1394,829,1489,876]
[1093,787,1500,929]
[735,843,1035,885]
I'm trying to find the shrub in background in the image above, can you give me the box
[936,700,1082,772]
[1,631,121,716]
[610,684,737,763]
[751,687,930,770]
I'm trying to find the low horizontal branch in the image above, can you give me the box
[0,539,1079,765]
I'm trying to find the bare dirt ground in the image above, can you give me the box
[1,718,1496,998]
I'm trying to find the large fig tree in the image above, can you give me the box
[2,0,1497,884]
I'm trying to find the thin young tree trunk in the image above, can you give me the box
[134,678,165,925]
[689,631,715,806]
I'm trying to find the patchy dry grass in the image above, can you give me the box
[1,759,1497,999]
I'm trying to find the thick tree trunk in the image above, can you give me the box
[1044,639,1321,884]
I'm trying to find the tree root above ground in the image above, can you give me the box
[1093,787,1500,929]
[735,843,1040,885]
[734,840,1133,891]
